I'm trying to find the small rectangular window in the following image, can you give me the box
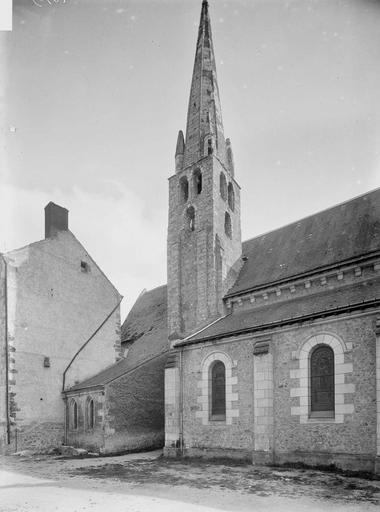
[81,261,90,273]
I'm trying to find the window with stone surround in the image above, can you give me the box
[310,345,334,418]
[179,176,189,203]
[210,361,226,420]
[290,333,354,424]
[196,351,239,426]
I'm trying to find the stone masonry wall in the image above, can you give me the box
[103,354,167,453]
[65,389,105,453]
[182,340,254,457]
[272,314,377,470]
[178,311,378,470]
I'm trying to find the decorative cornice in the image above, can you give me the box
[225,250,380,300]
[226,257,380,310]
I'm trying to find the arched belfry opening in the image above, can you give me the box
[220,172,227,200]
[180,176,189,203]
[228,183,235,211]
[193,169,202,195]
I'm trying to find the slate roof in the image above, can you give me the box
[178,281,380,346]
[228,189,380,297]
[66,285,168,392]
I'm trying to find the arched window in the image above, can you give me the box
[210,361,226,420]
[219,172,227,200]
[228,183,235,211]
[224,212,232,238]
[207,139,213,155]
[310,345,334,417]
[193,169,202,195]
[71,399,78,430]
[179,176,189,203]
[87,398,95,430]
[186,206,195,231]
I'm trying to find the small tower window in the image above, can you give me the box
[208,139,213,155]
[186,206,195,231]
[224,212,232,238]
[180,176,189,203]
[193,169,202,195]
[228,183,235,211]
[220,172,227,201]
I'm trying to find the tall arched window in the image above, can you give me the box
[219,172,227,200]
[228,183,235,211]
[71,399,78,430]
[186,206,195,231]
[210,361,226,420]
[224,212,232,238]
[310,345,334,417]
[87,398,95,430]
[193,169,202,195]
[179,176,189,203]
[207,138,213,155]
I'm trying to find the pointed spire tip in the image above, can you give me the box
[175,130,185,156]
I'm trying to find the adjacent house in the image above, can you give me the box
[0,202,122,453]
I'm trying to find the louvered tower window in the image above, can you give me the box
[310,345,334,417]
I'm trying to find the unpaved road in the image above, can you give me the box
[0,449,379,511]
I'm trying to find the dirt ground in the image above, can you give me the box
[1,449,380,512]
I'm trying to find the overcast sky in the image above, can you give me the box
[1,0,380,318]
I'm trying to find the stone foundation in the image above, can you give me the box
[273,450,377,475]
[183,447,252,462]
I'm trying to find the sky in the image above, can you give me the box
[1,0,380,318]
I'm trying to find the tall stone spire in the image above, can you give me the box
[167,0,242,339]
[183,0,227,168]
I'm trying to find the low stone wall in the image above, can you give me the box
[103,353,167,453]
[0,421,64,453]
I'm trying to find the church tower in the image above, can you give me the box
[167,0,242,339]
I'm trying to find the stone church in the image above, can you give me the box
[163,0,380,474]
[3,0,380,474]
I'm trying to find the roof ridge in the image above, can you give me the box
[242,186,380,247]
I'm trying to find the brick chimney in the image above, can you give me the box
[44,202,69,238]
